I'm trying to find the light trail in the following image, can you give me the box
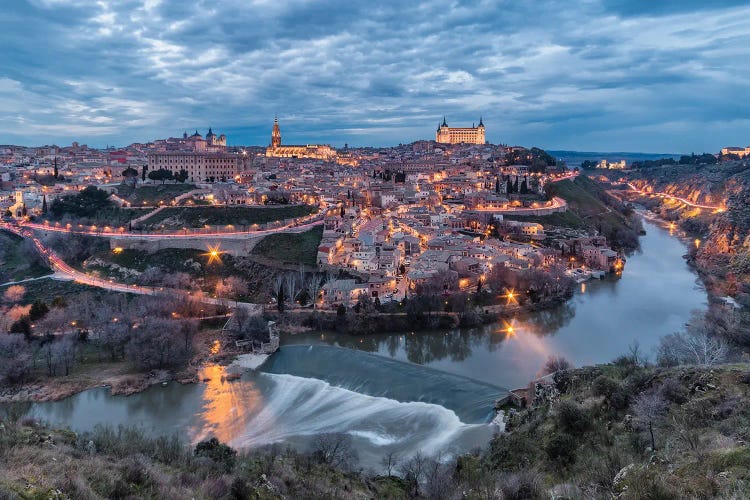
[626,182,724,211]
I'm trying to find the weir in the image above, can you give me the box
[259,344,508,424]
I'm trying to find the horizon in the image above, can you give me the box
[2,1,749,151]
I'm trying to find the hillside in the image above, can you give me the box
[506,175,642,250]
[626,160,750,306]
[2,362,749,498]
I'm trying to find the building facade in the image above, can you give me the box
[436,117,486,144]
[721,146,750,158]
[265,117,337,161]
[146,152,246,182]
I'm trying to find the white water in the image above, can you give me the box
[227,372,494,467]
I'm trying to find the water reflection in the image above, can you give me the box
[191,364,263,443]
[285,219,707,389]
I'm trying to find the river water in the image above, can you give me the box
[5,219,706,470]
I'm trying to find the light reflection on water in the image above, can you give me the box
[285,219,707,389]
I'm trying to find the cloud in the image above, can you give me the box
[0,0,749,152]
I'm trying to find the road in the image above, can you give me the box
[17,217,324,240]
[626,182,724,211]
[0,223,262,313]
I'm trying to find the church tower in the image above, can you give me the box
[271,116,282,148]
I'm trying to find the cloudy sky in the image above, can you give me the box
[1,0,749,152]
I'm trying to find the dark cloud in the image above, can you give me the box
[0,0,748,152]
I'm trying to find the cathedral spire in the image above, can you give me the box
[271,116,282,148]
[442,116,448,127]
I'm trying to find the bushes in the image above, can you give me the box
[545,433,578,466]
[194,437,237,472]
[555,400,591,436]
[592,375,630,410]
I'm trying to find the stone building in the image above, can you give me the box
[265,117,337,161]
[146,151,247,182]
[436,117,486,144]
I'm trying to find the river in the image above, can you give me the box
[4,218,707,470]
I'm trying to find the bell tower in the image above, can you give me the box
[271,116,282,148]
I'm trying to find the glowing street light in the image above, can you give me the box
[205,244,224,265]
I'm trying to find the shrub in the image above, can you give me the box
[659,378,688,404]
[194,438,237,472]
[498,470,544,499]
[555,400,591,436]
[545,433,578,466]
[592,375,620,398]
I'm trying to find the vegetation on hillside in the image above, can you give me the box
[3,355,750,499]
[116,183,195,206]
[45,186,144,226]
[251,226,323,265]
[138,204,317,230]
[0,231,50,283]
[507,175,642,250]
[504,147,558,173]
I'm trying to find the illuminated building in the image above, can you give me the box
[436,116,486,144]
[265,117,337,161]
[146,152,247,182]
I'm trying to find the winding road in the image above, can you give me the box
[625,182,724,211]
[0,222,262,313]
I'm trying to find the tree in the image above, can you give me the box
[147,168,173,184]
[381,451,400,477]
[53,336,78,376]
[9,317,31,338]
[141,165,147,181]
[272,275,286,312]
[542,355,572,375]
[656,311,728,366]
[3,285,26,303]
[122,167,139,186]
[174,169,189,183]
[194,438,237,472]
[29,300,50,321]
[53,157,58,179]
[309,433,357,470]
[632,391,668,451]
[0,335,31,383]
[41,195,48,214]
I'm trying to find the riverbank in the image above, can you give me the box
[0,325,246,404]
[3,361,749,499]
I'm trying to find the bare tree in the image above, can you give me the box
[381,451,400,477]
[284,273,300,305]
[542,355,572,375]
[54,336,78,376]
[0,334,31,383]
[309,433,358,470]
[402,452,427,497]
[632,391,669,451]
[657,312,729,367]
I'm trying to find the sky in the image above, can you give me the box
[1,0,749,152]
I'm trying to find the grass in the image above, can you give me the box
[504,210,587,229]
[251,225,323,265]
[138,204,317,229]
[0,231,52,283]
[116,183,196,205]
[41,206,146,227]
[0,278,122,305]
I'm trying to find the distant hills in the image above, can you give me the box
[548,150,681,168]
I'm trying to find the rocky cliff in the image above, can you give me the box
[628,160,750,303]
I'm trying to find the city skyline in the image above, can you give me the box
[1,1,750,152]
